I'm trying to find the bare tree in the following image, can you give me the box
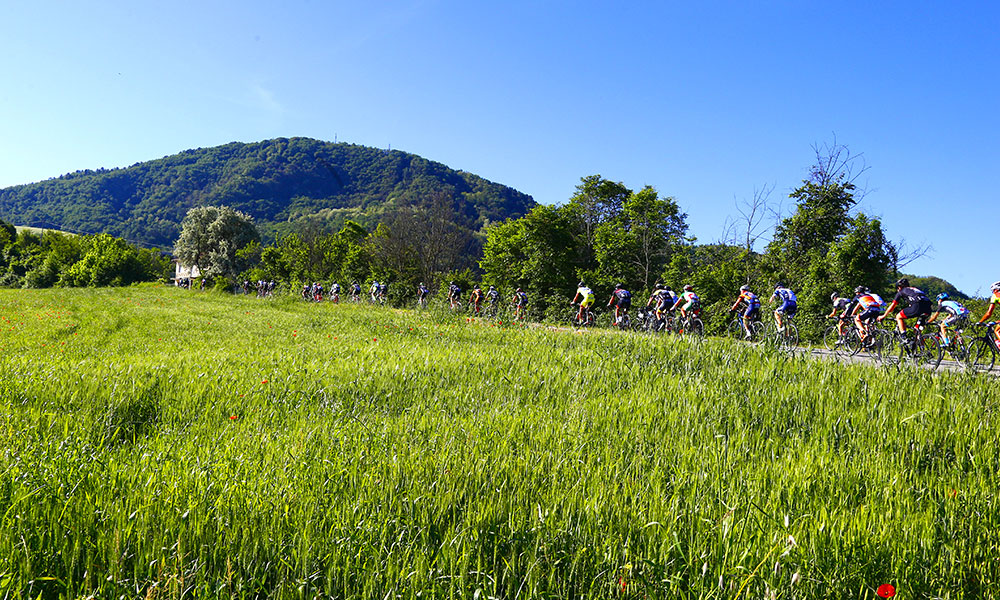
[722,183,776,252]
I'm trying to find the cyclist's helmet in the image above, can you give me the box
[655,283,664,290]
[831,292,839,301]
[775,283,785,290]
[855,285,868,295]
[896,277,909,288]
[578,281,585,288]
[683,284,693,291]
[616,283,625,289]
[474,284,481,289]
[739,285,750,292]
[937,292,949,301]
[992,281,1000,292]
[450,281,455,286]
[516,287,522,292]
[489,285,495,291]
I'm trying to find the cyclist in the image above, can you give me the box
[301,284,311,301]
[849,286,885,343]
[369,281,380,304]
[486,285,501,314]
[469,284,484,315]
[417,282,430,307]
[671,284,700,320]
[878,278,932,335]
[927,292,970,348]
[448,281,463,309]
[975,281,1000,340]
[329,282,340,303]
[349,281,362,302]
[608,283,632,327]
[770,283,798,333]
[646,284,676,328]
[512,287,529,321]
[570,281,595,324]
[377,281,388,304]
[313,282,324,302]
[729,285,761,339]
[827,291,853,338]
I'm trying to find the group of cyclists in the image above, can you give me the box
[571,282,701,329]
[270,273,1000,354]
[826,278,1000,349]
[446,281,530,321]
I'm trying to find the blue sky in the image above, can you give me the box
[1,1,997,295]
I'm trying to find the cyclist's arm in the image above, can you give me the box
[978,303,995,324]
[729,298,741,312]
[879,300,899,319]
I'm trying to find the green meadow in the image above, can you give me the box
[0,287,997,599]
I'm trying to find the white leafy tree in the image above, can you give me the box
[173,206,259,280]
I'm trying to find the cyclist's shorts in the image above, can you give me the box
[943,313,968,329]
[743,305,760,320]
[617,298,631,310]
[902,299,933,319]
[682,301,698,313]
[655,299,671,312]
[775,301,797,317]
[858,307,881,323]
[581,294,595,308]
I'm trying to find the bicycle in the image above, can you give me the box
[569,303,597,328]
[727,311,764,342]
[766,314,799,349]
[677,312,704,337]
[822,316,854,356]
[849,319,894,361]
[965,322,999,372]
[891,316,942,370]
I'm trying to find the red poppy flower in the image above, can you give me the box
[229,415,238,420]
[877,584,896,598]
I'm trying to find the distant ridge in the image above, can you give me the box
[0,137,536,247]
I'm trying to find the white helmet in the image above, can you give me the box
[992,281,1000,292]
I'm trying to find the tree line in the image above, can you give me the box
[0,222,171,288]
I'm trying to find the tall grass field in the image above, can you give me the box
[1,287,997,598]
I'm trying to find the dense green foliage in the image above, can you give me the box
[481,146,970,340]
[0,138,535,247]
[1,287,997,598]
[0,221,170,288]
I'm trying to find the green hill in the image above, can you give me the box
[0,138,536,247]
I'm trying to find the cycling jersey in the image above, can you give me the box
[418,286,429,298]
[991,290,1000,305]
[487,290,500,304]
[449,285,462,299]
[612,289,632,308]
[894,286,929,306]
[738,291,760,307]
[773,287,797,303]
[937,300,969,317]
[577,286,595,307]
[470,289,483,303]
[654,290,676,309]
[679,290,699,308]
[515,291,528,306]
[856,293,885,310]
[833,297,851,312]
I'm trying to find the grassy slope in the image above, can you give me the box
[0,287,997,599]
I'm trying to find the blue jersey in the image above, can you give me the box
[773,287,797,303]
[938,300,969,317]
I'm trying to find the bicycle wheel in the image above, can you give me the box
[968,337,996,372]
[946,332,969,364]
[784,322,799,347]
[688,318,705,337]
[727,319,743,340]
[749,321,765,342]
[903,334,941,370]
[823,325,845,354]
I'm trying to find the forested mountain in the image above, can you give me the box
[0,138,535,247]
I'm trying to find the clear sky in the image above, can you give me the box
[1,1,997,295]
